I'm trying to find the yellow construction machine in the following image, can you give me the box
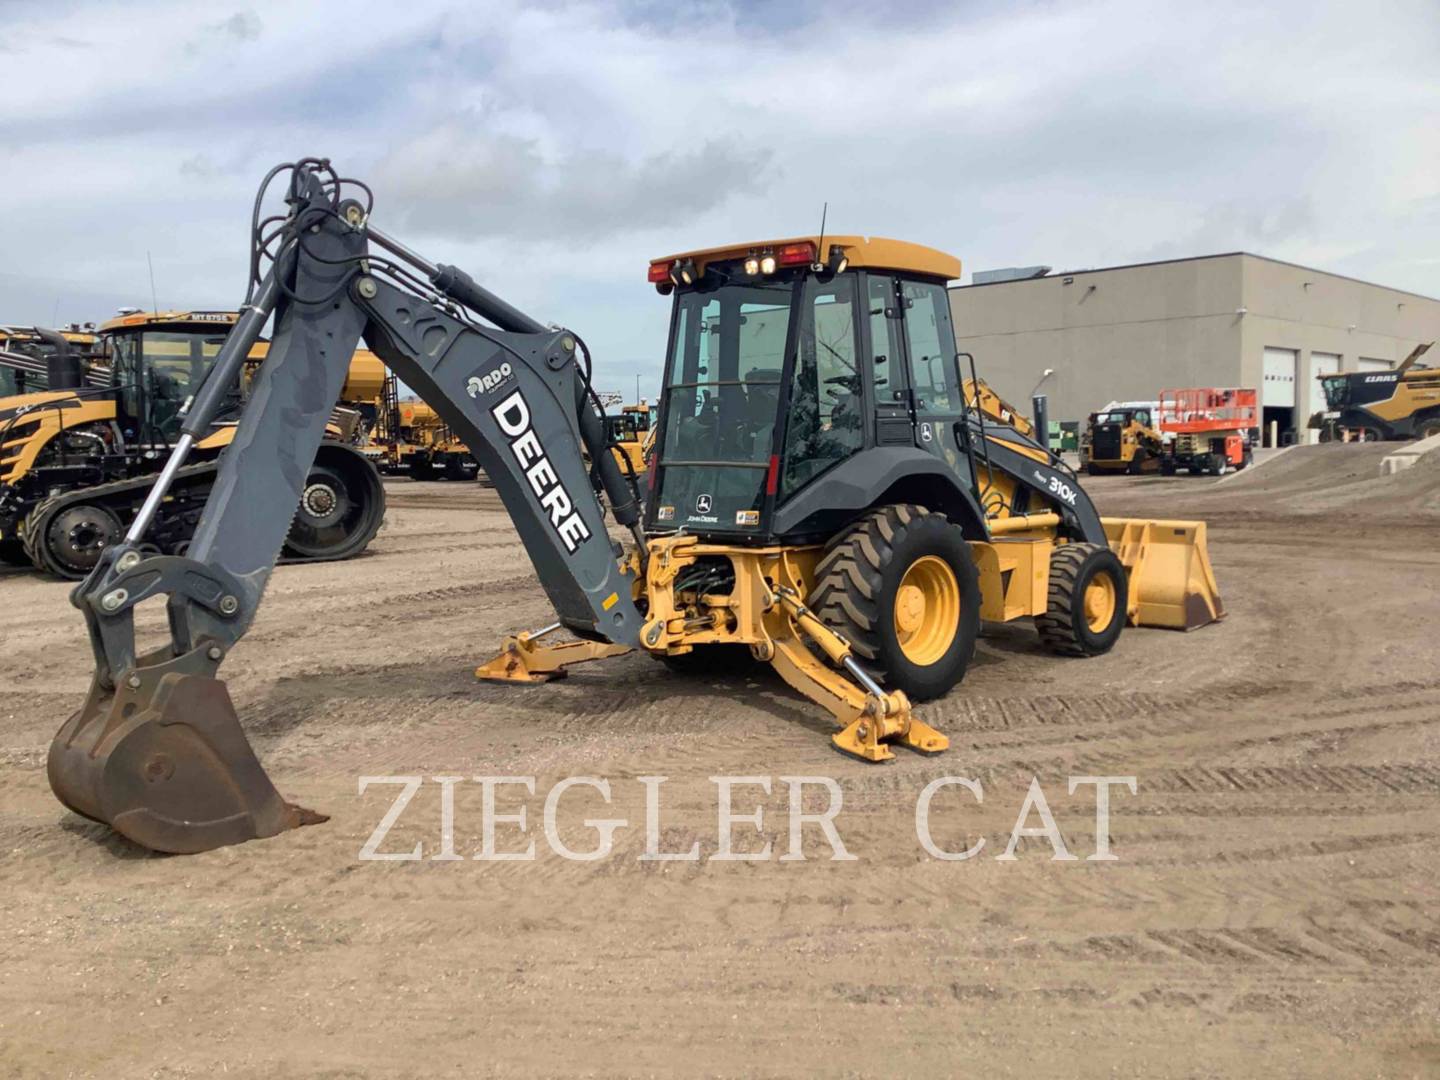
[0,310,385,576]
[47,159,1223,854]
[370,392,479,479]
[1080,401,1164,474]
[1311,343,1440,442]
[606,402,656,474]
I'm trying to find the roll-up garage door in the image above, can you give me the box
[1263,348,1298,407]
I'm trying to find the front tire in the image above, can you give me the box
[1035,542,1128,657]
[808,505,981,702]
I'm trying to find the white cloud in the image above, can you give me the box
[0,0,1436,400]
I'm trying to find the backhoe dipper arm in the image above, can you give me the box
[50,160,644,853]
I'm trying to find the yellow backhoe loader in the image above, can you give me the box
[47,159,1223,854]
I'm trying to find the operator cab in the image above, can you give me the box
[1320,375,1351,409]
[1092,406,1153,428]
[99,311,240,446]
[604,408,651,444]
[645,236,966,540]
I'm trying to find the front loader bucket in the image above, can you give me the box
[48,672,324,854]
[1102,517,1225,631]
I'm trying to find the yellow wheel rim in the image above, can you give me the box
[1083,572,1117,633]
[894,556,960,666]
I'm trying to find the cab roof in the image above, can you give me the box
[99,310,238,332]
[650,235,962,283]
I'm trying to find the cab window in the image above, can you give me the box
[901,280,961,413]
[781,274,863,495]
[867,274,901,405]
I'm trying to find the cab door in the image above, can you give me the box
[896,278,968,474]
[862,273,914,446]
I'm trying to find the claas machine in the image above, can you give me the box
[1158,387,1257,475]
[1080,401,1163,474]
[1310,343,1439,442]
[0,310,385,577]
[47,158,1224,854]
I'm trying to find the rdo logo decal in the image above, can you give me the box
[466,362,514,399]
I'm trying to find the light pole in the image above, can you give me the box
[1029,367,1055,399]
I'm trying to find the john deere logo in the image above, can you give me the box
[695,494,712,514]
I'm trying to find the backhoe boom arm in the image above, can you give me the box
[51,161,644,852]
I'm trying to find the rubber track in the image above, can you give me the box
[806,504,931,680]
[1033,541,1104,657]
[21,461,219,577]
[20,457,384,578]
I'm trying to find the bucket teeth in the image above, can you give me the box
[48,672,322,854]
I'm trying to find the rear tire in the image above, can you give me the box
[1159,459,1176,476]
[1418,417,1440,440]
[1035,543,1128,657]
[409,458,436,481]
[808,504,980,702]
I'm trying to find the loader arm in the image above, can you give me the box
[51,159,644,853]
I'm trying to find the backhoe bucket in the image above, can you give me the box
[1102,517,1225,631]
[48,672,323,854]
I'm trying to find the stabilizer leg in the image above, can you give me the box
[768,586,949,762]
[476,622,632,683]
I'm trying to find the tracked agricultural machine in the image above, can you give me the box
[1310,343,1439,442]
[0,310,385,577]
[1081,401,1164,474]
[47,158,1224,854]
[1158,387,1258,476]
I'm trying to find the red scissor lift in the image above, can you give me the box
[1158,387,1258,476]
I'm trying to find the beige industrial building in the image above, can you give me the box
[949,253,1440,445]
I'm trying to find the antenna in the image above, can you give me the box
[816,202,828,266]
[147,250,159,314]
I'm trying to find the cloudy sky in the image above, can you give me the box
[2,0,1437,399]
